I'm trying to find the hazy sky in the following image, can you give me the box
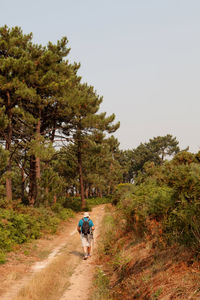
[1,0,200,152]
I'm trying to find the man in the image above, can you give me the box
[77,212,95,260]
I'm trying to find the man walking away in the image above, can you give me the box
[77,212,95,260]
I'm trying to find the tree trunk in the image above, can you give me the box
[88,185,92,198]
[51,117,56,142]
[77,140,85,209]
[75,186,80,197]
[107,185,111,196]
[5,91,12,202]
[29,155,37,206]
[6,175,12,202]
[33,117,41,206]
[36,118,41,179]
[28,115,41,207]
[85,185,89,199]
[99,189,102,198]
[21,167,25,203]
[45,187,49,206]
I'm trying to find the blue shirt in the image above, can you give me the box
[78,217,94,233]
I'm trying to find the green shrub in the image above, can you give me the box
[0,250,6,264]
[87,197,111,209]
[97,213,118,257]
[118,183,174,233]
[0,204,75,258]
[116,153,200,252]
[63,197,87,212]
[163,201,200,249]
[0,198,8,209]
[112,183,133,205]
[92,267,110,300]
[63,196,109,212]
[51,203,74,220]
[0,209,42,251]
[0,226,13,251]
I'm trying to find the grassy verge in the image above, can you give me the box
[91,205,200,300]
[90,206,119,300]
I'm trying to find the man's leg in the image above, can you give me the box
[87,246,91,256]
[81,235,88,259]
[83,246,88,259]
[87,235,93,257]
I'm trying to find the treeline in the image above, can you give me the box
[0,25,125,209]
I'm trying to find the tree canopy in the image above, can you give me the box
[0,25,120,208]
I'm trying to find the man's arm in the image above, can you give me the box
[77,220,81,233]
[90,220,95,232]
[77,225,81,233]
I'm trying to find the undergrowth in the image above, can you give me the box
[92,204,200,299]
[64,196,111,212]
[112,156,200,253]
[91,206,122,300]
[91,267,111,300]
[0,206,74,262]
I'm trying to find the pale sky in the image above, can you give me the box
[1,0,200,152]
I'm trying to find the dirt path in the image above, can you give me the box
[0,205,105,300]
[60,206,103,300]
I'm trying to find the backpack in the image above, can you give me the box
[82,218,90,235]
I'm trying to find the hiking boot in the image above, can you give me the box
[83,255,88,260]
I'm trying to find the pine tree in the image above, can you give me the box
[62,83,120,208]
[0,26,36,202]
[19,36,79,205]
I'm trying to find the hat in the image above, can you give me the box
[83,212,90,218]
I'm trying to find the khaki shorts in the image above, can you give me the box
[80,233,93,247]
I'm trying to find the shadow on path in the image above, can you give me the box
[70,251,83,258]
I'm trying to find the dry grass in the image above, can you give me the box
[92,208,200,300]
[14,234,82,300]
[106,236,200,299]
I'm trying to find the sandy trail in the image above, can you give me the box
[60,206,103,300]
[0,205,105,300]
